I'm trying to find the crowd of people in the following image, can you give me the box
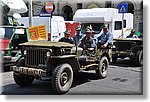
[59,25,142,50]
[59,25,113,50]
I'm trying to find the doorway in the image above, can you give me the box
[61,5,73,21]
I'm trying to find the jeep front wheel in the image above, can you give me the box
[52,63,73,94]
[13,72,34,87]
[96,56,109,78]
[13,57,34,87]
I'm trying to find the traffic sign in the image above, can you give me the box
[118,3,128,13]
[45,2,55,13]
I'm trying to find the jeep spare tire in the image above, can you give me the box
[52,63,73,94]
[96,56,109,78]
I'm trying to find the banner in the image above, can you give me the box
[28,25,47,41]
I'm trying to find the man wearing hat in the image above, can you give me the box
[91,29,98,45]
[79,28,95,50]
[59,30,73,44]
[97,25,113,48]
[73,26,83,46]
[126,29,138,38]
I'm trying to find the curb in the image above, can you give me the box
[110,66,143,73]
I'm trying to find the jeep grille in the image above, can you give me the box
[25,48,47,68]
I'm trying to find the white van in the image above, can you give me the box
[18,16,66,41]
[73,8,133,38]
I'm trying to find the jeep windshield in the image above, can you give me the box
[81,23,104,34]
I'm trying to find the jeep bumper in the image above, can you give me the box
[10,66,47,77]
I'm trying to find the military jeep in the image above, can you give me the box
[112,38,143,66]
[11,41,112,94]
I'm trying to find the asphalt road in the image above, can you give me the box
[0,58,143,95]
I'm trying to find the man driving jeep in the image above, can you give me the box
[59,30,74,44]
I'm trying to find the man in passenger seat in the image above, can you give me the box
[79,27,95,50]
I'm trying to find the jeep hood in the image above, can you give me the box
[19,41,74,48]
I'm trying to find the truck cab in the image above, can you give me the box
[0,0,28,67]
[0,26,28,66]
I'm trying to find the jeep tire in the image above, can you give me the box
[136,50,143,66]
[52,63,73,94]
[96,56,109,78]
[13,57,34,87]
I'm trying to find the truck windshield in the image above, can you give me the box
[81,23,104,34]
[2,27,14,39]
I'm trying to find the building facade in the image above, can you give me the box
[24,0,143,33]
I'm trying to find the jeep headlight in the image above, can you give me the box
[46,49,52,57]
[24,50,27,55]
[1,51,5,55]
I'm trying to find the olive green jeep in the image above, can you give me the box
[11,41,112,94]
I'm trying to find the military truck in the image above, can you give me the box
[11,41,112,94]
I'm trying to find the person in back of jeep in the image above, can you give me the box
[73,26,83,46]
[97,25,113,48]
[126,29,138,38]
[79,28,95,50]
[59,30,74,44]
[91,29,98,45]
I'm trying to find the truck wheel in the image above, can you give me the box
[13,57,34,87]
[136,50,143,66]
[52,63,73,94]
[96,56,109,78]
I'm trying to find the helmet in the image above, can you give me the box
[85,28,91,33]
[103,25,108,29]
[76,26,81,31]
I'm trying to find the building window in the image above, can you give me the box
[87,3,99,9]
[105,1,111,8]
[77,3,82,9]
